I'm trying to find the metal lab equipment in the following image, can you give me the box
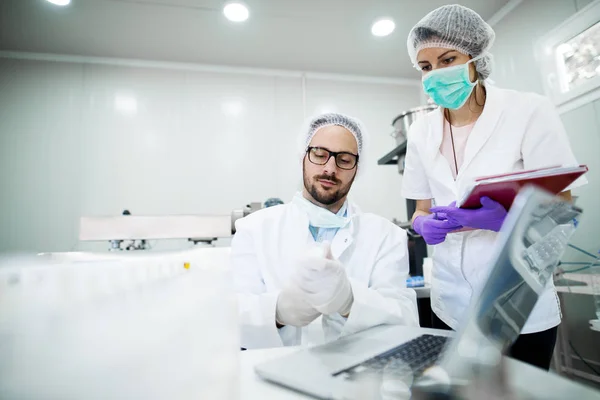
[390,104,438,146]
[377,103,438,328]
[80,201,266,250]
[381,104,438,175]
[379,104,437,276]
[231,202,262,234]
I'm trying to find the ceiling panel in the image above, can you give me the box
[0,0,511,78]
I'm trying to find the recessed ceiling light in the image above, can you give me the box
[46,0,71,5]
[371,18,395,37]
[114,94,138,115]
[221,99,245,117]
[223,2,249,22]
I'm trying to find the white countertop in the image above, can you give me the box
[240,327,600,400]
[555,273,596,295]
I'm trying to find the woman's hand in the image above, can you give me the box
[413,214,463,245]
[430,197,507,232]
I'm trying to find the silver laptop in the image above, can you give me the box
[254,186,582,399]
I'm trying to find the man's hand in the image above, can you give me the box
[275,284,321,327]
[292,243,354,317]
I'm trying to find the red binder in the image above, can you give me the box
[456,165,588,209]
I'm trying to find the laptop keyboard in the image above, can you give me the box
[334,334,449,380]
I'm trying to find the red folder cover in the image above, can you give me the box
[456,165,588,209]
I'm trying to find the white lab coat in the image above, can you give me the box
[231,200,419,349]
[401,85,587,334]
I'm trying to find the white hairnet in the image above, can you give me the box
[301,112,366,156]
[297,112,369,175]
[407,4,495,80]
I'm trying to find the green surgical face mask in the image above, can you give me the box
[421,57,480,110]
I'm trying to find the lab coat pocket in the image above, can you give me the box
[461,231,498,294]
[430,245,461,300]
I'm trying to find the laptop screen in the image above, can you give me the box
[439,186,582,380]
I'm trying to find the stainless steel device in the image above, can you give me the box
[390,105,437,174]
[378,104,437,282]
[390,104,438,145]
[80,201,268,250]
[230,202,263,234]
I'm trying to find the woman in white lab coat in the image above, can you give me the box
[401,5,587,370]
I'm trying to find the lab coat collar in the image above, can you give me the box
[331,202,360,259]
[283,203,314,273]
[428,110,454,185]
[459,84,504,175]
[428,84,505,180]
[288,196,361,260]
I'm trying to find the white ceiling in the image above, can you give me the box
[0,0,511,79]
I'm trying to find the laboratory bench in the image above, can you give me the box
[240,326,600,400]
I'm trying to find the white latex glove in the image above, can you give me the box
[292,242,354,316]
[275,283,321,327]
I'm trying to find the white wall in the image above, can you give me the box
[491,0,590,92]
[491,0,600,383]
[490,0,600,263]
[0,56,420,253]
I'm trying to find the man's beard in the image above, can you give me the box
[302,160,355,205]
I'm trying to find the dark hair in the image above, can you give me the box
[411,27,440,50]
[412,27,486,58]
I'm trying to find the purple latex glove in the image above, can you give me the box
[430,197,507,232]
[413,215,463,245]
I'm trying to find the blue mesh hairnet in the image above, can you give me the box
[407,4,495,80]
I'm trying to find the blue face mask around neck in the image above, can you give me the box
[292,193,349,229]
[421,57,481,110]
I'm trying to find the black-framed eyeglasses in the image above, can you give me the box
[306,146,359,170]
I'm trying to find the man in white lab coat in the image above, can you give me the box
[231,112,419,349]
